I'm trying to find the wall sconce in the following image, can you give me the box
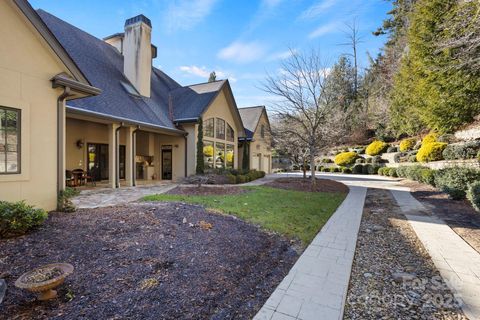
[174,144,179,148]
[76,139,84,149]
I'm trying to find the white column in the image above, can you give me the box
[108,123,119,188]
[125,127,135,187]
[57,99,66,192]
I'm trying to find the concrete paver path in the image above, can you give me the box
[254,186,367,320]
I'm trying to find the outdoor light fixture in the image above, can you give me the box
[76,139,84,149]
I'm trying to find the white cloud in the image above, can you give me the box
[165,0,219,31]
[308,21,339,39]
[299,0,339,20]
[179,65,237,82]
[218,41,267,64]
[266,49,297,61]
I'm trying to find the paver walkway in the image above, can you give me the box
[391,190,480,320]
[72,184,177,208]
[254,186,367,320]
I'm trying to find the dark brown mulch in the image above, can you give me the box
[402,180,480,254]
[0,203,298,320]
[265,178,349,194]
[345,189,466,319]
[167,186,245,196]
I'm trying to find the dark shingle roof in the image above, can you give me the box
[238,106,265,139]
[36,9,222,130]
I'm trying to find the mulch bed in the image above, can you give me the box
[264,177,349,193]
[344,189,466,319]
[402,180,480,254]
[167,186,245,196]
[0,203,298,319]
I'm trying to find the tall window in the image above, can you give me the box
[215,142,225,168]
[226,144,234,168]
[0,107,20,174]
[204,118,214,138]
[227,124,234,142]
[203,141,214,169]
[216,118,225,139]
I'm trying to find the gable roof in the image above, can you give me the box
[238,106,266,139]
[36,9,225,133]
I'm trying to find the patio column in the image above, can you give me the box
[125,126,135,187]
[108,123,119,188]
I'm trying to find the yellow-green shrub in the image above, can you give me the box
[365,140,388,156]
[422,132,438,145]
[416,142,447,162]
[399,138,416,152]
[334,152,358,166]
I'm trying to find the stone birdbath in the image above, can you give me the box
[15,263,74,301]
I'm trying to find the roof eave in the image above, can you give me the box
[51,74,102,96]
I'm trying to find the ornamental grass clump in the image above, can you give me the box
[366,140,389,156]
[334,151,358,166]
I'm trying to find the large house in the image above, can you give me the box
[0,0,272,211]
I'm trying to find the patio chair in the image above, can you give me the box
[85,168,96,187]
[65,170,74,187]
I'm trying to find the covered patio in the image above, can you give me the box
[64,112,187,190]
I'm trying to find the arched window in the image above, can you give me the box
[202,117,235,169]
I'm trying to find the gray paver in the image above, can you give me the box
[254,186,366,320]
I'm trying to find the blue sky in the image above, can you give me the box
[30,0,391,108]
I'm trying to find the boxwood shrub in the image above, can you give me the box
[341,167,352,174]
[0,201,48,238]
[334,151,358,166]
[366,140,389,156]
[434,167,480,200]
[416,142,447,162]
[442,141,480,160]
[353,164,364,174]
[467,181,480,212]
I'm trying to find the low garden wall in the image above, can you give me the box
[385,159,480,170]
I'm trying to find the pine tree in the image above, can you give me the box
[208,71,216,82]
[242,142,249,171]
[196,118,205,174]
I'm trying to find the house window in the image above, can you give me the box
[204,118,214,138]
[203,140,214,169]
[216,118,225,139]
[226,144,234,168]
[0,107,20,174]
[215,142,225,168]
[227,124,234,142]
[261,124,265,138]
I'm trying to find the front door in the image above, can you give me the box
[162,146,172,180]
[87,143,126,181]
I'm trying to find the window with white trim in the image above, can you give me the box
[0,107,20,174]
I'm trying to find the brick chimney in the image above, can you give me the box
[123,15,152,97]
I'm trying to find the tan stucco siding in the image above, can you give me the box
[249,112,273,173]
[155,135,186,182]
[183,123,196,176]
[0,1,72,210]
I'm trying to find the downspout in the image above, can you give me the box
[184,133,188,177]
[132,126,140,186]
[115,122,124,188]
[57,87,71,196]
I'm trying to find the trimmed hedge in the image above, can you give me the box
[467,181,480,212]
[0,201,48,238]
[442,141,480,160]
[366,140,389,156]
[399,138,416,152]
[416,142,447,162]
[334,152,358,166]
[434,167,480,200]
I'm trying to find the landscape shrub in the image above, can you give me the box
[321,166,329,172]
[434,167,480,200]
[393,152,406,163]
[0,201,48,238]
[341,167,352,174]
[387,167,398,177]
[437,134,455,143]
[57,187,80,212]
[236,175,247,183]
[387,146,399,153]
[334,152,358,166]
[226,174,237,184]
[355,158,365,164]
[321,158,333,163]
[362,164,372,174]
[467,181,480,212]
[422,132,438,145]
[395,166,407,178]
[416,142,447,162]
[369,165,381,175]
[352,164,364,174]
[365,157,373,164]
[378,167,386,176]
[366,140,389,156]
[419,168,436,186]
[442,141,480,160]
[353,147,366,154]
[408,155,418,162]
[399,138,417,152]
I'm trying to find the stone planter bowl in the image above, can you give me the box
[15,263,74,301]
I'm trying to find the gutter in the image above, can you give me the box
[67,106,186,135]
[57,87,71,195]
[184,134,188,177]
[174,117,199,124]
[52,74,102,96]
[132,126,140,187]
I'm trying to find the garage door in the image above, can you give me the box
[263,156,269,173]
[251,155,260,170]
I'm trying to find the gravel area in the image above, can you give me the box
[344,189,466,319]
[403,180,480,254]
[264,178,349,193]
[0,203,298,319]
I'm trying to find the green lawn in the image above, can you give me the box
[142,186,346,246]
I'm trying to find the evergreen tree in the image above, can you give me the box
[196,118,205,174]
[208,71,216,82]
[242,142,249,171]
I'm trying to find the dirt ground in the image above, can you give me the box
[264,178,349,193]
[0,202,298,320]
[166,185,245,196]
[402,180,480,254]
[344,189,466,319]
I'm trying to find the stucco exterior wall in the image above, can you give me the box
[249,111,273,173]
[0,1,72,210]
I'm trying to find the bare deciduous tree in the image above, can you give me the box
[263,48,347,187]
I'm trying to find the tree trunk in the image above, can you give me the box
[302,159,307,179]
[310,146,316,187]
